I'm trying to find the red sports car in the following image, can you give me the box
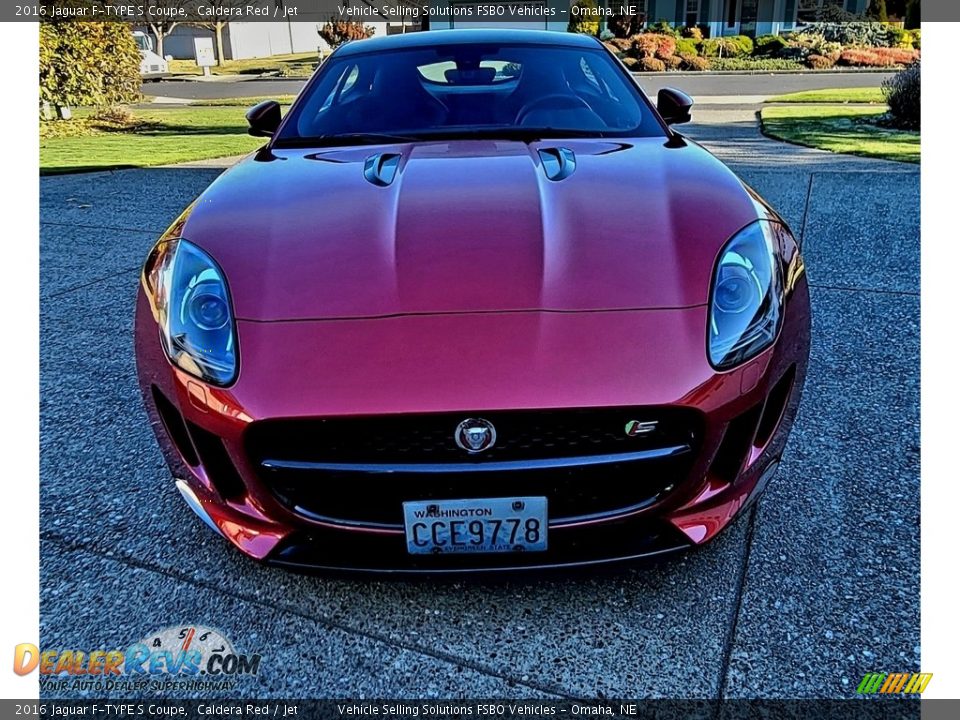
[135,30,810,572]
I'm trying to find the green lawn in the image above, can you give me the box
[40,105,290,174]
[766,87,887,104]
[168,52,320,78]
[189,95,298,107]
[760,104,919,163]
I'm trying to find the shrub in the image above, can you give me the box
[754,34,788,56]
[729,35,754,56]
[816,3,857,21]
[630,33,676,60]
[698,38,722,57]
[883,61,920,130]
[681,26,703,42]
[709,57,805,71]
[646,20,679,38]
[608,37,634,53]
[608,16,644,39]
[568,0,600,36]
[39,21,141,112]
[602,41,625,59]
[838,47,919,67]
[887,27,913,49]
[875,47,921,64]
[621,57,640,70]
[638,57,667,72]
[908,29,921,49]
[664,55,684,70]
[700,37,750,58]
[805,54,835,70]
[675,38,699,57]
[630,33,658,59]
[795,21,893,47]
[654,35,677,60]
[837,48,886,67]
[777,45,810,61]
[89,105,137,126]
[680,54,710,71]
[599,29,615,41]
[836,49,888,67]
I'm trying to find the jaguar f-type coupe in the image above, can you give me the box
[135,29,810,572]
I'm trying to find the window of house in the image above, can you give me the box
[784,0,797,27]
[726,0,738,28]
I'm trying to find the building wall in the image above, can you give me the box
[228,21,322,59]
[160,21,391,61]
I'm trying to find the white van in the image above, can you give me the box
[133,31,170,81]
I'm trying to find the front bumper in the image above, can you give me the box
[135,273,810,573]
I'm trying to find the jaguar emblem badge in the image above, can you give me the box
[455,418,497,453]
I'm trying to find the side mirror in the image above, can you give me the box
[657,88,694,126]
[246,100,281,137]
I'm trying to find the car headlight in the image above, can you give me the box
[708,221,784,370]
[143,238,237,386]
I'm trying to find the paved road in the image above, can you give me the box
[144,70,894,101]
[39,118,918,699]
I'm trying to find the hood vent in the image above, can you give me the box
[538,147,576,181]
[363,152,401,187]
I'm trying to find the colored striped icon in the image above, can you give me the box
[857,672,933,694]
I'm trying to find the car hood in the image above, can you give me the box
[177,138,764,322]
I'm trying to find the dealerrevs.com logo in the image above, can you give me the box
[13,625,263,693]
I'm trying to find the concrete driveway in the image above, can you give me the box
[39,117,919,699]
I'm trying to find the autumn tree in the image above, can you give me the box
[40,19,141,116]
[318,20,375,50]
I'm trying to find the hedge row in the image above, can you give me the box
[600,22,920,72]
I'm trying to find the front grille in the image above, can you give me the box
[246,408,703,527]
[246,407,697,463]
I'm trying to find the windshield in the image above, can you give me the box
[275,43,664,146]
[134,34,152,53]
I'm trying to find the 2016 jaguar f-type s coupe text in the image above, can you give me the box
[135,29,810,572]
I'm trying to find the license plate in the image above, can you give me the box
[402,497,548,555]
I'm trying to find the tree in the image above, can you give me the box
[870,0,889,21]
[904,0,920,28]
[194,1,248,65]
[318,20,374,50]
[568,0,600,36]
[607,2,645,37]
[147,0,192,58]
[39,19,141,115]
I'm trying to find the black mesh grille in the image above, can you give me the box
[245,408,703,527]
[245,407,699,464]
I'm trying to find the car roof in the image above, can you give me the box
[333,28,603,57]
